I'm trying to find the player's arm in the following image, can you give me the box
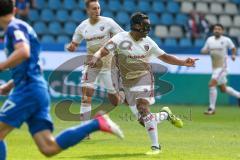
[158,54,198,67]
[67,25,83,52]
[88,47,110,67]
[0,42,30,71]
[227,38,237,61]
[0,79,14,96]
[201,39,209,54]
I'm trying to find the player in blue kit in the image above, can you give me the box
[0,1,123,159]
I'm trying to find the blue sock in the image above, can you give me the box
[0,141,6,160]
[56,119,100,149]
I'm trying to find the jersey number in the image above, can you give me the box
[0,100,16,113]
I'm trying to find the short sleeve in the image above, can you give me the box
[109,18,124,36]
[226,37,235,49]
[7,26,29,46]
[149,38,166,57]
[72,25,84,44]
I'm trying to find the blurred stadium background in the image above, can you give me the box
[0,0,240,105]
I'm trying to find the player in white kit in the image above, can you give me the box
[201,24,240,115]
[89,12,198,154]
[67,0,133,131]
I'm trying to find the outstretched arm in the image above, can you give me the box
[158,53,199,67]
[231,47,237,61]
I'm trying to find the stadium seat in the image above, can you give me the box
[229,28,240,37]
[155,25,168,38]
[138,1,151,12]
[179,38,192,47]
[233,15,240,27]
[231,0,240,4]
[102,11,114,18]
[48,0,62,10]
[175,13,188,26]
[181,2,194,13]
[64,22,77,36]
[164,38,177,47]
[167,1,180,14]
[56,10,69,22]
[219,15,232,27]
[152,1,165,13]
[41,9,55,22]
[123,0,136,12]
[210,3,223,14]
[148,12,160,25]
[57,35,70,44]
[41,35,55,43]
[169,26,183,38]
[63,0,76,10]
[206,14,218,25]
[99,0,107,10]
[49,22,62,35]
[152,37,162,46]
[28,9,39,22]
[116,12,129,25]
[71,10,86,22]
[194,39,205,47]
[224,3,238,15]
[78,0,85,10]
[108,1,122,12]
[196,2,208,13]
[33,22,47,35]
[160,13,174,25]
[35,0,45,9]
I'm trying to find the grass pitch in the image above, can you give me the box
[5,104,240,160]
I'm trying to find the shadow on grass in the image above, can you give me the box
[58,153,146,159]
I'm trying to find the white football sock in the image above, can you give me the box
[80,103,92,124]
[226,86,240,98]
[143,113,159,147]
[154,112,169,124]
[209,87,217,110]
[129,105,139,119]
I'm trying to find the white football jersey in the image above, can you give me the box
[105,31,165,83]
[72,16,123,69]
[202,36,235,69]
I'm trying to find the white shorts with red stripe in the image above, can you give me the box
[211,67,228,85]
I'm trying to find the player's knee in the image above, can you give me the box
[108,93,119,106]
[81,96,92,104]
[209,80,217,87]
[220,86,226,93]
[136,105,149,117]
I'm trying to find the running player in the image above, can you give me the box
[201,24,240,115]
[89,12,198,155]
[67,0,139,128]
[0,1,123,159]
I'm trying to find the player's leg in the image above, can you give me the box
[205,79,218,115]
[32,114,124,157]
[220,84,240,101]
[81,86,94,125]
[0,122,14,160]
[136,98,160,155]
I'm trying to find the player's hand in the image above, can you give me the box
[87,56,99,68]
[67,42,78,52]
[231,54,236,61]
[183,58,199,67]
[0,84,12,96]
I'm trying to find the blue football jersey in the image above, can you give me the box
[4,18,46,88]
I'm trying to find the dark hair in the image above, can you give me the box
[85,0,99,8]
[0,0,14,17]
[213,24,224,30]
[130,12,149,27]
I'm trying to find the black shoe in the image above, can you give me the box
[204,108,215,115]
[145,145,161,155]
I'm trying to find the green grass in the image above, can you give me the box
[5,104,240,160]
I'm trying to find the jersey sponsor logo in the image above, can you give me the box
[13,30,26,41]
[144,44,149,51]
[86,36,104,41]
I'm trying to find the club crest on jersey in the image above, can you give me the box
[144,44,149,51]
[100,26,105,31]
